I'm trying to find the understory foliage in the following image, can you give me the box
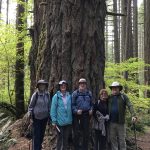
[0,22,31,105]
[105,58,150,109]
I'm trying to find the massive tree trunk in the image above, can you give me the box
[15,0,26,118]
[144,0,150,97]
[29,0,107,99]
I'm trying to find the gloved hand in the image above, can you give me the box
[27,111,31,118]
[104,115,109,121]
[52,123,56,128]
[89,110,93,115]
[132,116,137,123]
[77,109,82,115]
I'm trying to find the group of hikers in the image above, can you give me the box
[28,78,137,150]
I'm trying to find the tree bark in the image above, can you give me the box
[144,0,150,97]
[125,0,133,60]
[133,0,138,58]
[105,15,108,61]
[15,0,26,118]
[113,0,120,63]
[121,0,127,61]
[29,0,106,99]
[0,0,2,19]
[6,0,9,24]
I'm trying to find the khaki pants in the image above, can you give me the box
[110,123,126,150]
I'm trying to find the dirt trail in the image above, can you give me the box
[137,128,150,150]
[6,119,150,150]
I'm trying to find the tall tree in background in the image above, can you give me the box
[133,0,138,57]
[113,0,120,63]
[29,0,106,99]
[105,15,108,61]
[15,0,25,118]
[0,0,2,19]
[121,0,127,61]
[144,0,150,97]
[125,0,133,60]
[6,0,9,24]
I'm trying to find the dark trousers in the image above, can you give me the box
[73,114,90,150]
[57,125,71,150]
[32,117,48,150]
[94,130,106,150]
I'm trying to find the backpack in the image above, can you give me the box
[73,90,92,112]
[74,89,92,101]
[21,91,51,139]
[31,91,51,118]
[120,93,127,106]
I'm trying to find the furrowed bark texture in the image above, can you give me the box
[29,0,106,99]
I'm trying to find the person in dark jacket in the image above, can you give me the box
[72,78,93,150]
[93,89,109,150]
[28,80,50,150]
[108,82,137,150]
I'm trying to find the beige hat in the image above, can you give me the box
[79,78,87,83]
[109,81,123,91]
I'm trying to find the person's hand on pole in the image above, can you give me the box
[132,116,137,123]
[89,110,93,116]
[77,109,82,115]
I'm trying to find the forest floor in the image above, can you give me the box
[136,127,150,150]
[7,120,150,150]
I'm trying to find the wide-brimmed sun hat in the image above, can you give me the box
[36,79,48,88]
[109,81,123,91]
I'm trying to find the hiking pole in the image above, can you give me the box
[133,122,138,150]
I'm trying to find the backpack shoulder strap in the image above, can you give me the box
[120,94,127,105]
[34,91,38,106]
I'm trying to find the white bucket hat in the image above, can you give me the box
[109,81,123,91]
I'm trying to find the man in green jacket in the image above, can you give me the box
[108,82,137,150]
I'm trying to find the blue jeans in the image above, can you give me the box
[32,117,48,150]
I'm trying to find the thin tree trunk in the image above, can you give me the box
[0,0,2,17]
[121,0,127,61]
[125,0,133,60]
[133,0,138,57]
[6,0,9,24]
[15,0,26,118]
[113,0,120,63]
[105,15,108,61]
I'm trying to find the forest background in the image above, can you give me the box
[0,0,150,149]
